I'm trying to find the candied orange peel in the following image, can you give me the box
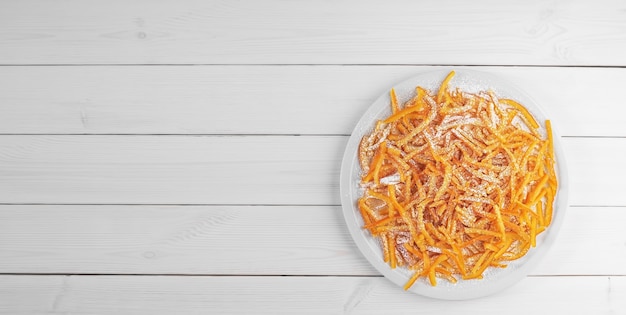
[357,71,558,289]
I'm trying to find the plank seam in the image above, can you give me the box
[1,203,624,207]
[0,273,624,277]
[1,64,626,68]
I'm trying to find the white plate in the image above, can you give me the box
[340,69,569,300]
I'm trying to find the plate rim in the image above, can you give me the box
[339,68,570,300]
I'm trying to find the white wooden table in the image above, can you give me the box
[1,1,626,313]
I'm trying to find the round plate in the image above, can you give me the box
[340,69,569,300]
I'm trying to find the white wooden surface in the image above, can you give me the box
[1,206,625,276]
[1,0,625,314]
[2,276,625,314]
[1,66,626,136]
[1,0,626,65]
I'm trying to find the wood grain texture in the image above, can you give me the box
[0,135,345,205]
[0,275,624,314]
[1,0,626,65]
[0,135,624,206]
[1,65,625,136]
[0,205,624,276]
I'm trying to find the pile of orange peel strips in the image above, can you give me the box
[357,71,558,289]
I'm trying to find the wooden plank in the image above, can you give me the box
[1,0,626,65]
[0,205,375,275]
[0,136,623,206]
[0,135,344,205]
[564,138,626,207]
[537,206,626,276]
[0,275,624,314]
[0,205,624,276]
[0,135,327,205]
[0,66,625,136]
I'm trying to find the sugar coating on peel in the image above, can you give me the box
[357,71,558,289]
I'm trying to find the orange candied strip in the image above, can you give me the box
[357,70,558,289]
